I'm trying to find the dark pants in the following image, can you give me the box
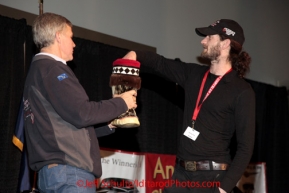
[163,163,226,193]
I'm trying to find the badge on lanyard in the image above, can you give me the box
[183,69,232,141]
[184,125,200,141]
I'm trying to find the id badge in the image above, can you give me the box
[183,126,200,141]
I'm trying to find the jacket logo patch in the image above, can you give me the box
[57,73,68,81]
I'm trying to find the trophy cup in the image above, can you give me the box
[109,58,141,128]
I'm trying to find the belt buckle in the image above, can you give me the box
[185,161,197,171]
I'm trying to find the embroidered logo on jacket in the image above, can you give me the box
[57,73,68,81]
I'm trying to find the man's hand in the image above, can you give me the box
[123,51,137,60]
[108,123,116,129]
[218,187,226,193]
[115,90,137,110]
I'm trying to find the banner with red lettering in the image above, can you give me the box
[145,153,176,193]
[99,148,267,193]
[98,148,176,193]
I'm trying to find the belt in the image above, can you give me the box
[176,158,229,171]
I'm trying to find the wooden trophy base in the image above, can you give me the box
[111,116,140,128]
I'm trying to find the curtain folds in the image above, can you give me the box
[0,15,28,193]
[247,80,289,193]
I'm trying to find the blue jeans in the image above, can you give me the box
[38,164,96,193]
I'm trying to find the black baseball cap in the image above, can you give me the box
[195,19,245,45]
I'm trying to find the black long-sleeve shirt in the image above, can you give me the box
[136,51,255,192]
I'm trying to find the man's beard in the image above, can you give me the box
[201,43,221,61]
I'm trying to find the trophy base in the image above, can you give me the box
[111,116,140,128]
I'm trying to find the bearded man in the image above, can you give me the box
[123,19,255,193]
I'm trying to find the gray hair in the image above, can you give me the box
[32,12,72,49]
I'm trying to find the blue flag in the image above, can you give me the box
[12,100,32,192]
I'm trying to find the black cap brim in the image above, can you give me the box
[195,27,218,37]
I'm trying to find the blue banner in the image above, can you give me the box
[12,100,32,192]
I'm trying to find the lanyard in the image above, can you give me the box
[191,68,232,128]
